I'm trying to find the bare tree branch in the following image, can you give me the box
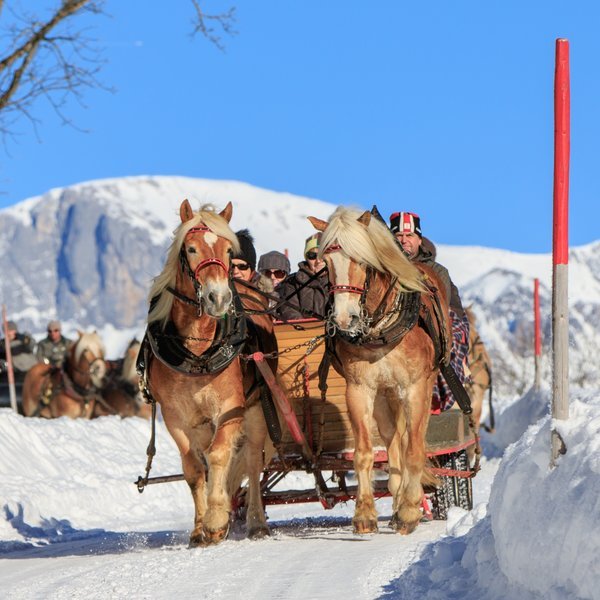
[190,0,237,52]
[0,1,237,143]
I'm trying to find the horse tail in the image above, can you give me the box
[481,362,495,433]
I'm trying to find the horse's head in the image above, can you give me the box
[148,200,240,325]
[72,331,107,389]
[309,207,425,336]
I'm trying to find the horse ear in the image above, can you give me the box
[77,329,83,337]
[180,199,194,223]
[219,201,233,223]
[307,216,328,232]
[357,211,371,227]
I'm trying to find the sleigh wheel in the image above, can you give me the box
[430,449,473,520]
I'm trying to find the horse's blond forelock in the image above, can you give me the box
[74,332,105,362]
[319,206,425,293]
[147,204,240,327]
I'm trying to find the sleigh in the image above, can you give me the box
[242,318,477,520]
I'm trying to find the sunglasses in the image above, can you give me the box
[231,262,251,271]
[305,251,319,260]
[262,269,287,279]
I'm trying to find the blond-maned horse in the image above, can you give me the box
[464,307,493,434]
[94,339,151,419]
[22,331,107,418]
[309,207,450,535]
[143,200,276,546]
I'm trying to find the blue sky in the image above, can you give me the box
[1,0,599,252]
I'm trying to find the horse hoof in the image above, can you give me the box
[390,517,419,535]
[353,518,378,534]
[248,525,270,540]
[189,524,230,547]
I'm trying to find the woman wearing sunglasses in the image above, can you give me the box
[276,233,329,321]
[231,229,259,283]
[257,251,290,289]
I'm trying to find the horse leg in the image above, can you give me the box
[374,391,406,525]
[347,384,378,534]
[184,428,211,547]
[242,403,271,539]
[202,412,243,544]
[390,379,433,535]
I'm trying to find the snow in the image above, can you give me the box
[1,384,597,599]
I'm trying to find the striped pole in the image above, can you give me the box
[551,38,570,464]
[2,305,18,413]
[534,278,541,390]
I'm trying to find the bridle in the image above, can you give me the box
[168,225,233,316]
[324,244,371,298]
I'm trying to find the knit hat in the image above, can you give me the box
[47,320,61,331]
[389,212,422,237]
[6,320,17,332]
[304,233,322,257]
[234,229,257,271]
[258,251,290,275]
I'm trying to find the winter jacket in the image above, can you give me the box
[36,335,73,367]
[276,262,329,320]
[0,332,38,373]
[412,242,465,318]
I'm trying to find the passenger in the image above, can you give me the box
[277,233,329,320]
[36,320,73,368]
[0,320,38,374]
[231,229,259,284]
[257,251,290,290]
[389,211,470,412]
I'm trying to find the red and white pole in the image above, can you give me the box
[551,38,570,464]
[534,278,542,390]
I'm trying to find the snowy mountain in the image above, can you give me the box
[1,175,599,395]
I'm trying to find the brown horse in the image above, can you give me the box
[94,339,151,419]
[464,306,493,435]
[309,207,450,535]
[142,200,276,546]
[22,331,107,418]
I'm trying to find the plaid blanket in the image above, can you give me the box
[431,309,471,413]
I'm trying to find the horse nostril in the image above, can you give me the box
[349,314,360,328]
[208,291,216,305]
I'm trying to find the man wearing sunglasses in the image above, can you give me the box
[36,320,73,368]
[277,233,329,320]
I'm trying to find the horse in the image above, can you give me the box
[464,306,493,435]
[94,339,151,419]
[22,331,107,418]
[308,206,451,535]
[141,199,277,546]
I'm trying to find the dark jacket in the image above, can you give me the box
[36,335,73,367]
[277,262,329,320]
[413,240,465,318]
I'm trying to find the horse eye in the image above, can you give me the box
[187,246,197,254]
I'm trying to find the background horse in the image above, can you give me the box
[22,331,107,418]
[94,339,151,419]
[143,200,276,546]
[309,207,450,535]
[464,307,493,435]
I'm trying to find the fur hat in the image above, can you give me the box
[389,212,422,237]
[304,233,322,257]
[234,229,257,271]
[47,320,61,331]
[258,251,290,275]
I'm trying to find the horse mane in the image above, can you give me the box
[465,305,477,326]
[121,339,141,383]
[74,332,105,362]
[147,204,241,327]
[319,206,426,293]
